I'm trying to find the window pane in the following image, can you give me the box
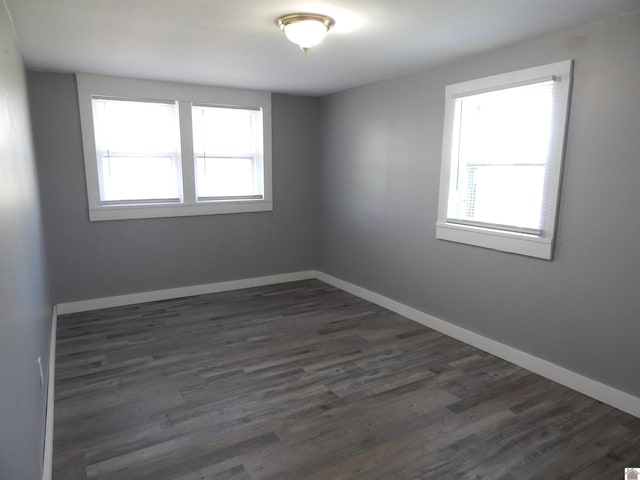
[450,81,554,230]
[93,98,178,154]
[458,82,554,167]
[92,98,181,204]
[192,106,258,155]
[100,156,180,202]
[465,164,545,229]
[196,157,256,198]
[192,104,264,200]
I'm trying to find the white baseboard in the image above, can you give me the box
[42,305,57,480]
[56,270,316,315]
[315,271,640,419]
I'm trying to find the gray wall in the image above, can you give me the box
[318,14,640,396]
[0,3,53,479]
[25,12,640,404]
[29,72,320,303]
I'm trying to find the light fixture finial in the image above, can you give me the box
[276,13,335,52]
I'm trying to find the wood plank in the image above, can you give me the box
[53,279,640,479]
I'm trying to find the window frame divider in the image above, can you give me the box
[178,100,195,204]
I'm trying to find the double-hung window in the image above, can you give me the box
[192,105,264,201]
[92,98,182,204]
[436,61,573,259]
[77,74,272,221]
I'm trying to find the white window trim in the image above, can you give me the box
[436,60,573,260]
[77,74,272,221]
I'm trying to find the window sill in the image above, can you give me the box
[89,199,273,221]
[435,221,553,260]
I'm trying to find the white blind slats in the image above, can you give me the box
[448,79,559,233]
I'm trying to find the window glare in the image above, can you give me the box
[196,157,256,198]
[192,106,258,155]
[101,156,180,202]
[93,99,178,154]
[192,105,263,199]
[92,98,181,203]
[450,81,554,230]
[464,165,545,229]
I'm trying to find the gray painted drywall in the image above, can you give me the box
[318,14,640,397]
[0,2,52,479]
[29,72,320,303]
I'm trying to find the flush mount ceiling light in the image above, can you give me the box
[276,13,335,52]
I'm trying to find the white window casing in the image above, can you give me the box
[436,60,573,260]
[77,74,272,221]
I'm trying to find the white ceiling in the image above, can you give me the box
[6,0,640,96]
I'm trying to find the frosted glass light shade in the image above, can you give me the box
[277,13,335,52]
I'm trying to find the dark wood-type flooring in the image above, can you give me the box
[53,280,640,479]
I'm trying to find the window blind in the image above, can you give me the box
[92,98,181,203]
[446,79,559,235]
[192,105,263,200]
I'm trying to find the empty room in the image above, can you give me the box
[1,0,640,479]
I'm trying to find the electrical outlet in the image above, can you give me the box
[37,357,44,387]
